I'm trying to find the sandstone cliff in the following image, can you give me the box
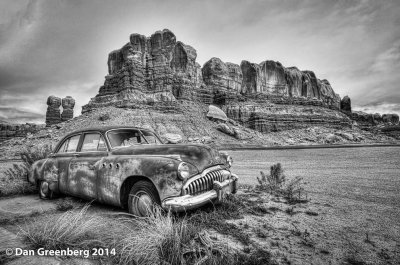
[82,29,354,135]
[0,123,44,142]
[83,29,344,110]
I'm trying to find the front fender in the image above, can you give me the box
[97,155,184,206]
[118,156,183,201]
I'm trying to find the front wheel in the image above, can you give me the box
[39,181,54,199]
[128,181,160,217]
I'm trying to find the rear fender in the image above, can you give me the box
[29,158,59,192]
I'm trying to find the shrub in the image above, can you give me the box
[257,163,286,191]
[21,205,236,265]
[284,176,308,204]
[257,163,308,204]
[0,144,53,197]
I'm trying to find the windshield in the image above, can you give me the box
[107,129,163,148]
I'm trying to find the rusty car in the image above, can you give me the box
[28,126,238,216]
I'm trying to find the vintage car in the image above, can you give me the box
[28,126,238,216]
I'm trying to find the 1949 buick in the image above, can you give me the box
[28,126,238,216]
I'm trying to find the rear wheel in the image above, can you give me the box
[128,180,160,217]
[39,180,54,199]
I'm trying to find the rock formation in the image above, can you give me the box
[83,29,342,113]
[46,96,61,126]
[61,96,75,121]
[340,96,351,113]
[338,96,399,131]
[225,104,349,133]
[0,123,43,142]
[84,29,204,111]
[382,114,399,124]
[85,29,400,134]
[349,111,399,130]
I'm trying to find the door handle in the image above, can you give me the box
[73,153,80,157]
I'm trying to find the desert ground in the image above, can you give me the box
[0,146,399,265]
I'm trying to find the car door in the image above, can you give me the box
[67,132,108,200]
[53,134,81,194]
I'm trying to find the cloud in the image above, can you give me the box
[354,102,400,116]
[0,0,400,123]
[0,106,44,124]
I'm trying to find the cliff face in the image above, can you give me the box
[0,123,44,142]
[83,29,352,133]
[84,29,341,109]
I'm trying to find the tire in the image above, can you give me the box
[128,180,160,217]
[38,180,54,199]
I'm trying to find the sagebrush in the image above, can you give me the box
[257,163,308,204]
[0,144,52,196]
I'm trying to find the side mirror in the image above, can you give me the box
[48,153,55,158]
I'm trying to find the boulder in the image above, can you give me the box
[335,132,354,141]
[201,136,213,144]
[232,127,246,139]
[325,133,341,144]
[206,105,228,122]
[216,123,235,136]
[164,133,182,144]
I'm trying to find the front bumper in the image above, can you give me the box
[161,173,238,212]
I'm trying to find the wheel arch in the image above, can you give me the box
[119,175,161,209]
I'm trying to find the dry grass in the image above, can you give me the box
[20,205,107,250]
[0,163,36,196]
[0,144,52,197]
[20,204,238,265]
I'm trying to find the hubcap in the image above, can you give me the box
[135,191,153,216]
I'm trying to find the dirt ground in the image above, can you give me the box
[0,190,398,265]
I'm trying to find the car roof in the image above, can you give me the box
[66,126,152,136]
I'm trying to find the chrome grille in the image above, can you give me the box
[184,170,224,195]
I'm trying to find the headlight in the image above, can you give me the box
[177,162,190,180]
[227,156,233,167]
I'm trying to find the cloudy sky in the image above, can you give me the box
[0,0,399,123]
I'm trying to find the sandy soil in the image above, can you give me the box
[0,190,398,265]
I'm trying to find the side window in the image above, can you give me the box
[108,130,143,148]
[81,133,108,152]
[57,135,80,153]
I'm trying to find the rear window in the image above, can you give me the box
[107,129,162,148]
[57,135,80,153]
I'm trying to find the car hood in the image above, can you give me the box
[110,144,225,172]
